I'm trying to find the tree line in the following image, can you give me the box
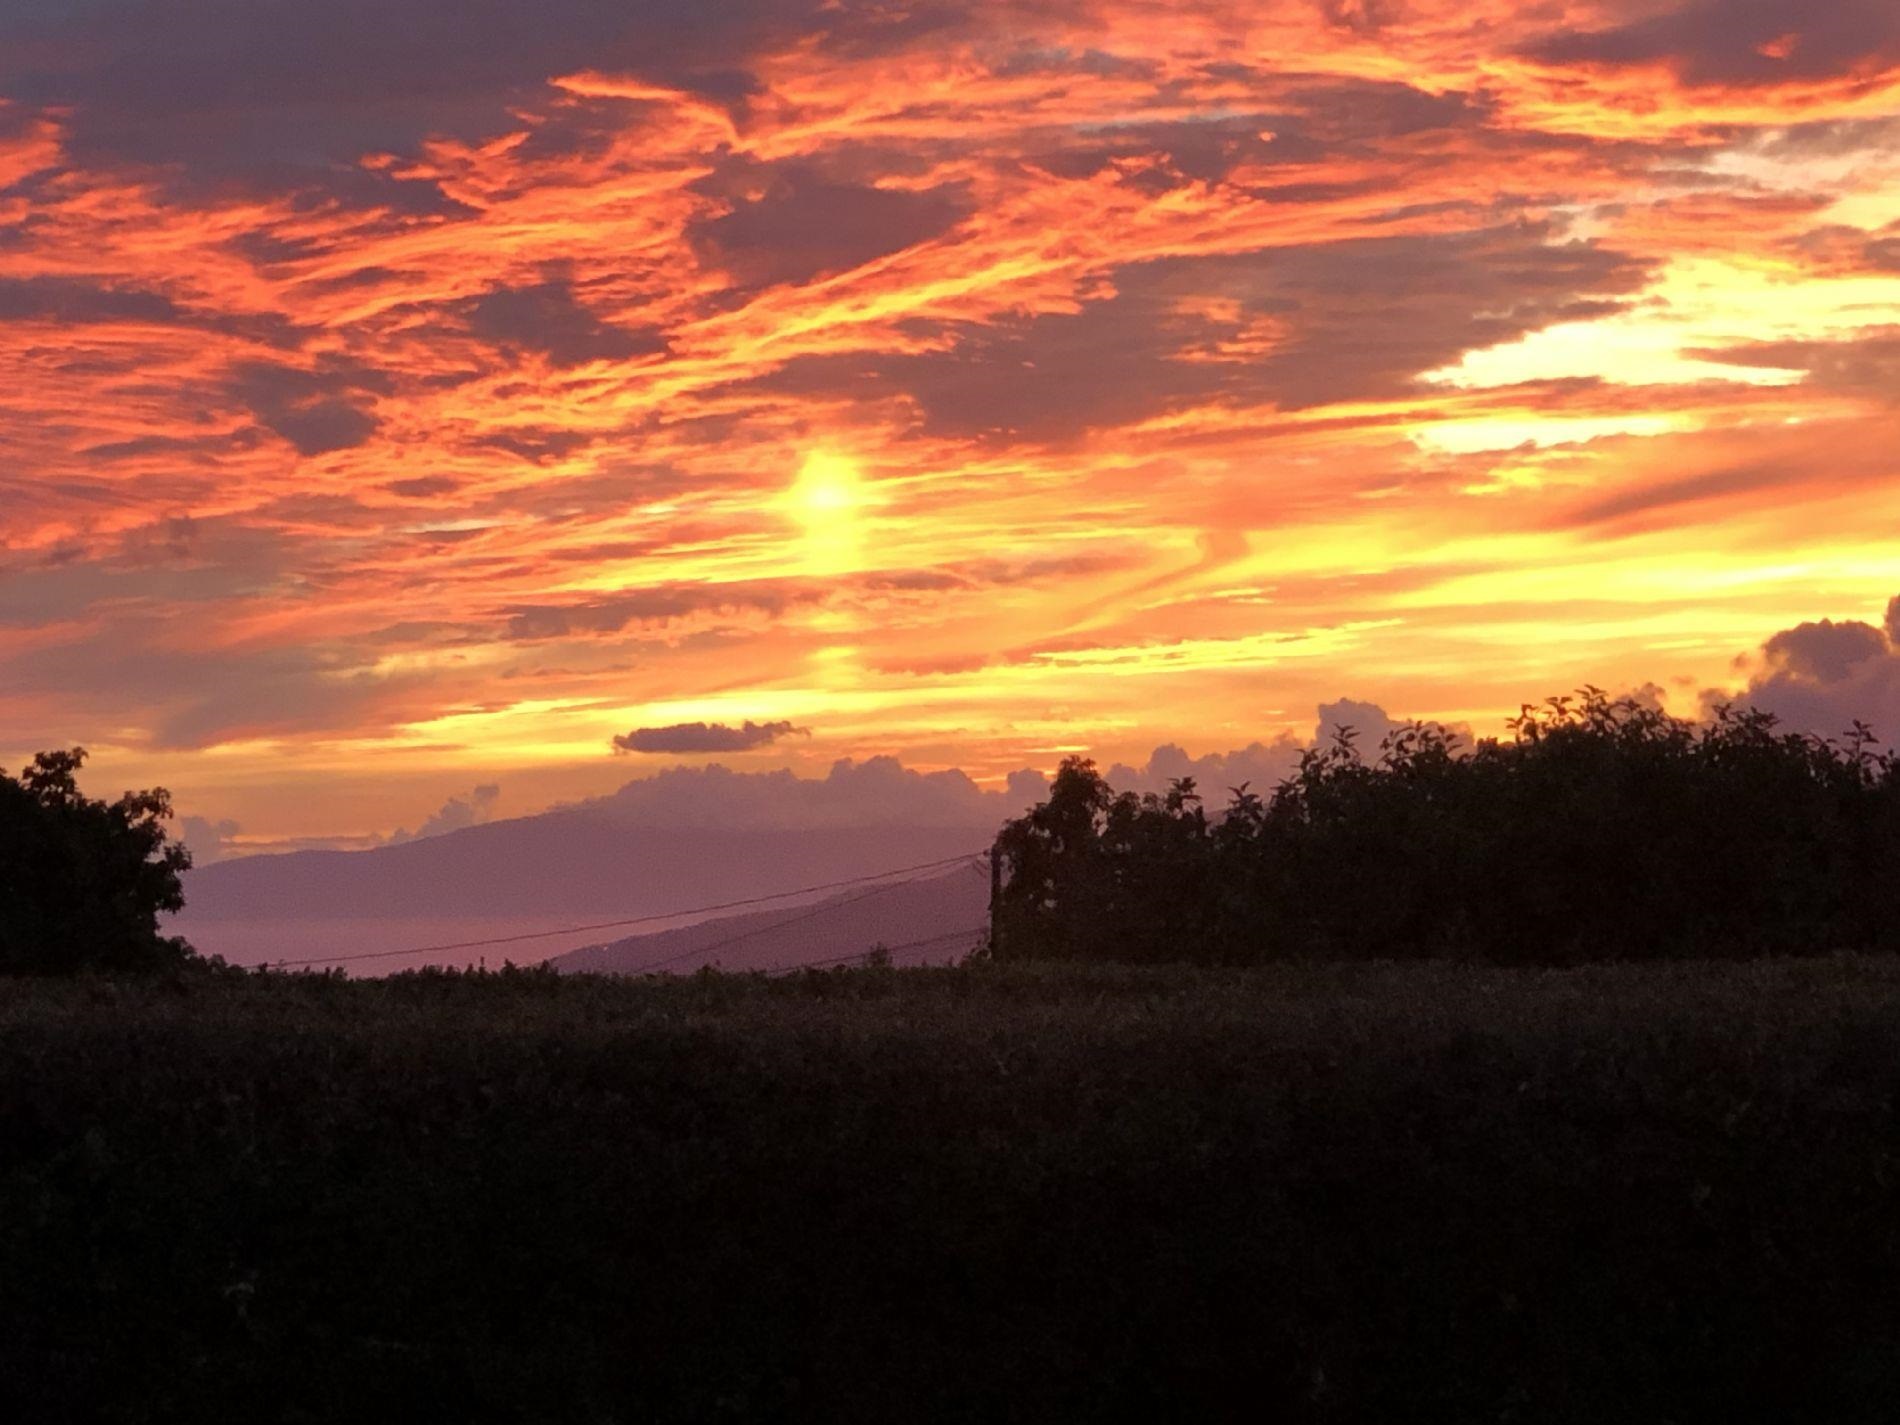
[991,690,1900,966]
[7,688,1900,975]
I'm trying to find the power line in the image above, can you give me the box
[609,856,987,976]
[270,851,985,969]
[759,924,989,976]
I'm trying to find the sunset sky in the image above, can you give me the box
[3,0,1899,852]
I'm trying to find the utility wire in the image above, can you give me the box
[609,856,987,976]
[759,924,989,976]
[271,850,985,969]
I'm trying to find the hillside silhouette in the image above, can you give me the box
[552,861,988,975]
[175,812,991,968]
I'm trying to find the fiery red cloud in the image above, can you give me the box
[1,1,1897,844]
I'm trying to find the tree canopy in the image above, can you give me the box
[0,748,195,974]
[992,690,1900,966]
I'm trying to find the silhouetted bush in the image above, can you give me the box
[994,690,1900,965]
[0,748,194,974]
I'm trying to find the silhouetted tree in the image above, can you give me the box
[0,748,195,974]
[992,759,1218,963]
[993,690,1900,966]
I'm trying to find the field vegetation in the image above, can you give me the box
[6,957,1900,1422]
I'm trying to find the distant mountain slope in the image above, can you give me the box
[170,756,1018,970]
[553,862,991,976]
[180,812,987,920]
[172,813,992,968]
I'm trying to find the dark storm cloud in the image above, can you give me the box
[464,280,670,368]
[1528,0,1900,88]
[612,719,809,754]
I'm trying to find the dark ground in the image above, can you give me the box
[5,957,1900,1422]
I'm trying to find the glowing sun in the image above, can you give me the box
[786,451,869,575]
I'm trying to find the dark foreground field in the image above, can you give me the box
[7,959,1900,1423]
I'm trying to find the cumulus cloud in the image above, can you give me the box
[387,784,503,844]
[592,755,1010,831]
[178,814,243,865]
[1105,738,1305,799]
[1763,617,1890,684]
[1315,697,1410,747]
[1102,698,1425,797]
[590,697,1439,830]
[1718,595,1900,743]
[1006,768,1052,807]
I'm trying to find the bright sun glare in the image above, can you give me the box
[786,450,868,575]
[791,451,865,525]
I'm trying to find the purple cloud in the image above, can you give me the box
[613,719,809,754]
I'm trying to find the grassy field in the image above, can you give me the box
[6,957,1900,1422]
